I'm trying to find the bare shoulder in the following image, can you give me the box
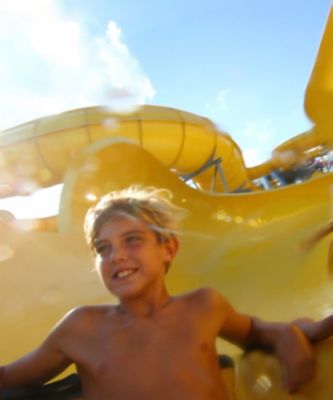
[52,304,114,335]
[180,287,229,310]
[63,304,111,319]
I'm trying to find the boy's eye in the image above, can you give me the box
[95,244,111,256]
[125,236,142,245]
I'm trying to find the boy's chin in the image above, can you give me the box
[110,285,143,301]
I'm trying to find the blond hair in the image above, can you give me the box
[84,186,187,252]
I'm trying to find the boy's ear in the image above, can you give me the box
[164,235,179,263]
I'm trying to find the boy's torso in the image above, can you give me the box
[61,290,229,399]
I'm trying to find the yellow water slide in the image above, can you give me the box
[248,5,333,181]
[1,139,333,399]
[0,104,252,199]
[2,4,333,400]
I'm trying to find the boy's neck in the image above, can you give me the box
[117,288,173,318]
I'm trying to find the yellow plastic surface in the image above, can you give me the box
[305,5,333,127]
[236,339,333,400]
[0,105,252,197]
[1,141,333,397]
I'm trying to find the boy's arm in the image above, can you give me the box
[215,292,315,393]
[0,337,71,389]
[293,315,333,342]
[245,318,315,393]
[0,315,73,389]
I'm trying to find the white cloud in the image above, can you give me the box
[216,89,229,111]
[204,88,230,120]
[239,118,276,166]
[0,0,156,218]
[243,118,273,142]
[0,0,155,131]
[0,0,85,69]
[95,21,156,112]
[242,148,265,167]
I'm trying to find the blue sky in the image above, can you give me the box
[0,0,332,217]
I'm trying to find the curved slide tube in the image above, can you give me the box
[0,105,251,198]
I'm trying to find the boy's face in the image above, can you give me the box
[93,217,178,300]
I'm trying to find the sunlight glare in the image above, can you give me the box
[0,184,62,219]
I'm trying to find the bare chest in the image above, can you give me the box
[72,313,216,379]
[64,302,227,399]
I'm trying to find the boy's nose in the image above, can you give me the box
[110,245,127,262]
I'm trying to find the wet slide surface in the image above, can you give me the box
[1,140,333,399]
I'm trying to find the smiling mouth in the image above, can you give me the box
[113,268,138,280]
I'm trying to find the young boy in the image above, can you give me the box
[0,186,330,399]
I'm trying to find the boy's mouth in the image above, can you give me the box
[113,268,138,280]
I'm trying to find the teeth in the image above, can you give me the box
[116,269,135,279]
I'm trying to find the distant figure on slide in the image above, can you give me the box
[300,220,333,275]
